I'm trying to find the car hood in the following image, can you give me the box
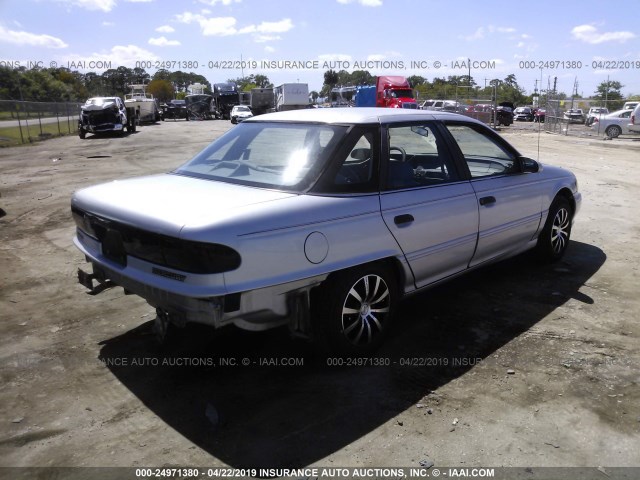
[72,174,297,237]
[82,102,117,112]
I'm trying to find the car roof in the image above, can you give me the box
[246,107,482,125]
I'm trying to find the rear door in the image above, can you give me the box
[379,122,479,289]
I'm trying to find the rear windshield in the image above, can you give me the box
[173,122,347,191]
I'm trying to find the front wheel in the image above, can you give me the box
[313,264,397,354]
[536,197,573,262]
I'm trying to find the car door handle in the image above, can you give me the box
[479,196,496,206]
[394,214,414,225]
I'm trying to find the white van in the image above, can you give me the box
[622,101,639,111]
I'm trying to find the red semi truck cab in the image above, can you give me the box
[376,76,418,109]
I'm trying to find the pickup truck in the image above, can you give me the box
[79,97,136,139]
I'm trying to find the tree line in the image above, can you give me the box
[1,65,634,109]
[0,66,210,103]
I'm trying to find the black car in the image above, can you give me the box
[161,100,188,121]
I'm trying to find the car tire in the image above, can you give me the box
[605,125,622,138]
[536,196,573,262]
[79,127,86,139]
[313,263,397,355]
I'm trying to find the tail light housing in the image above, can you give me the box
[72,207,241,274]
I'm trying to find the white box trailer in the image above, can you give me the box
[275,83,309,111]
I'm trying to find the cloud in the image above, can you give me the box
[256,18,293,33]
[318,53,352,62]
[264,45,275,53]
[148,36,181,46]
[254,35,282,43]
[337,0,382,6]
[571,24,636,44]
[57,0,117,12]
[461,25,521,41]
[61,44,159,69]
[155,25,174,33]
[175,12,293,38]
[102,21,115,27]
[0,26,68,48]
[199,0,241,5]
[461,27,485,41]
[199,16,238,36]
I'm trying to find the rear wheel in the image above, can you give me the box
[605,125,622,138]
[79,127,86,139]
[313,264,397,354]
[536,196,573,262]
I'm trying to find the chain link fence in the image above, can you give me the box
[0,100,82,147]
[542,95,636,137]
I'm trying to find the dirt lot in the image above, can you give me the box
[1,119,639,472]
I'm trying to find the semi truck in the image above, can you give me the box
[212,83,239,119]
[274,83,309,112]
[354,76,418,109]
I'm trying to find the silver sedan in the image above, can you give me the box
[590,108,633,138]
[72,108,581,353]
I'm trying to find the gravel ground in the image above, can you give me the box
[0,119,639,471]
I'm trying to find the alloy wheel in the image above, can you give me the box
[341,274,391,346]
[551,207,570,254]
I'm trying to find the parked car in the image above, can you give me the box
[421,99,457,111]
[72,108,581,353]
[534,108,546,123]
[161,99,188,121]
[464,104,493,124]
[629,103,640,134]
[591,109,633,138]
[622,101,639,111]
[495,105,514,126]
[420,99,442,110]
[514,107,534,122]
[585,107,609,126]
[185,94,215,120]
[78,97,136,139]
[230,105,253,124]
[564,109,585,124]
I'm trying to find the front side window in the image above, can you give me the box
[444,124,518,178]
[174,122,347,191]
[385,124,459,190]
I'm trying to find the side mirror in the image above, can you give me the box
[520,157,540,173]
[350,148,371,160]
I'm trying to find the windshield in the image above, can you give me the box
[389,89,413,98]
[86,97,117,105]
[235,106,251,112]
[173,122,347,191]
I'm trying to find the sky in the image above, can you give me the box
[1,0,639,97]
